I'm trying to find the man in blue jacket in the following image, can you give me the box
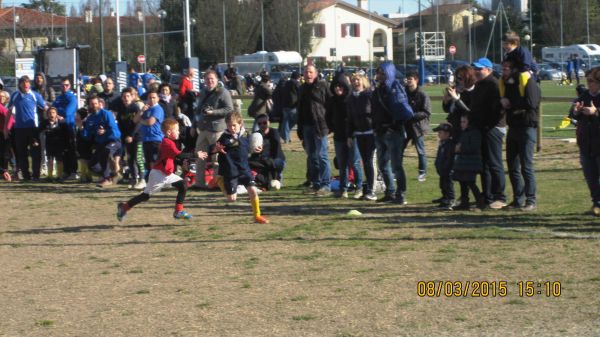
[53,77,79,179]
[4,75,47,181]
[81,95,122,187]
[371,61,414,204]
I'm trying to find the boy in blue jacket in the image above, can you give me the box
[212,111,269,224]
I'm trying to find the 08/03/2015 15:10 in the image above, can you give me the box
[416,280,561,298]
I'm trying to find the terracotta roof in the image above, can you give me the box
[0,7,159,30]
[0,7,67,29]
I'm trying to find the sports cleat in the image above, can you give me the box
[363,193,377,201]
[116,202,127,222]
[254,215,270,224]
[173,210,193,219]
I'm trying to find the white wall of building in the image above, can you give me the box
[308,4,394,63]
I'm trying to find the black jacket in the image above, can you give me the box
[326,73,351,141]
[571,90,600,157]
[471,74,504,130]
[435,138,455,176]
[248,82,273,118]
[281,78,300,109]
[405,85,431,139]
[346,90,373,136]
[297,80,331,139]
[504,76,541,128]
[371,84,404,134]
[442,89,472,137]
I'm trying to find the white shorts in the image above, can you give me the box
[144,169,183,195]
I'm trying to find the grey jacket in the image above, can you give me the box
[194,87,233,132]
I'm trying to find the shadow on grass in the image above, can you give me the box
[5,223,187,235]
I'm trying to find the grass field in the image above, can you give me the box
[1,83,599,336]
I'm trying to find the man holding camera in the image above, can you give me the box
[193,70,233,189]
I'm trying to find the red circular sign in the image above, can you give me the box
[449,45,456,55]
[137,55,146,64]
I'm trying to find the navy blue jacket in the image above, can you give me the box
[217,129,252,179]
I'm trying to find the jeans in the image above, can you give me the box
[334,139,363,192]
[482,127,506,203]
[14,127,41,179]
[375,128,407,199]
[579,152,600,207]
[405,135,427,174]
[280,107,297,142]
[506,126,537,206]
[355,134,376,194]
[439,173,455,203]
[302,125,330,189]
[89,141,122,179]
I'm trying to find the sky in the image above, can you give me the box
[4,0,422,17]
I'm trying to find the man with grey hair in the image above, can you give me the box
[297,65,332,196]
[193,70,233,189]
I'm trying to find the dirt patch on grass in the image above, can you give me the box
[1,139,599,336]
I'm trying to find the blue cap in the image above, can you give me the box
[472,57,493,69]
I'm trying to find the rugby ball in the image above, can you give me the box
[249,132,263,153]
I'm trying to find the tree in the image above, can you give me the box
[21,0,66,16]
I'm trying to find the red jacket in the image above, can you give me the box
[153,137,181,175]
[0,104,14,132]
[179,76,194,98]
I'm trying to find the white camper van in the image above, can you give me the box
[221,51,302,75]
[541,44,600,66]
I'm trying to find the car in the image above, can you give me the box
[0,76,17,93]
[537,63,566,81]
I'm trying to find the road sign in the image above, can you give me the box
[137,55,146,64]
[449,45,456,55]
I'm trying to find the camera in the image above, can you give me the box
[201,105,213,115]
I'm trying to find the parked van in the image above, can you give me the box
[221,51,302,75]
[541,44,600,67]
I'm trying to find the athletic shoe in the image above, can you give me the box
[96,178,113,188]
[173,210,193,219]
[489,200,508,210]
[269,179,281,190]
[377,195,395,203]
[437,203,453,211]
[335,190,348,198]
[592,206,600,217]
[418,173,427,182]
[453,202,471,211]
[116,202,127,222]
[521,203,537,212]
[314,187,332,197]
[394,197,408,205]
[353,190,364,200]
[133,179,146,190]
[255,215,270,224]
[363,193,377,201]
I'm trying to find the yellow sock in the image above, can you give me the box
[57,162,64,178]
[216,176,225,192]
[251,196,261,218]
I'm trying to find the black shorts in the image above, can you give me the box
[143,141,161,164]
[224,175,256,195]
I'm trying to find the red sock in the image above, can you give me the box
[123,203,131,211]
[175,203,184,212]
